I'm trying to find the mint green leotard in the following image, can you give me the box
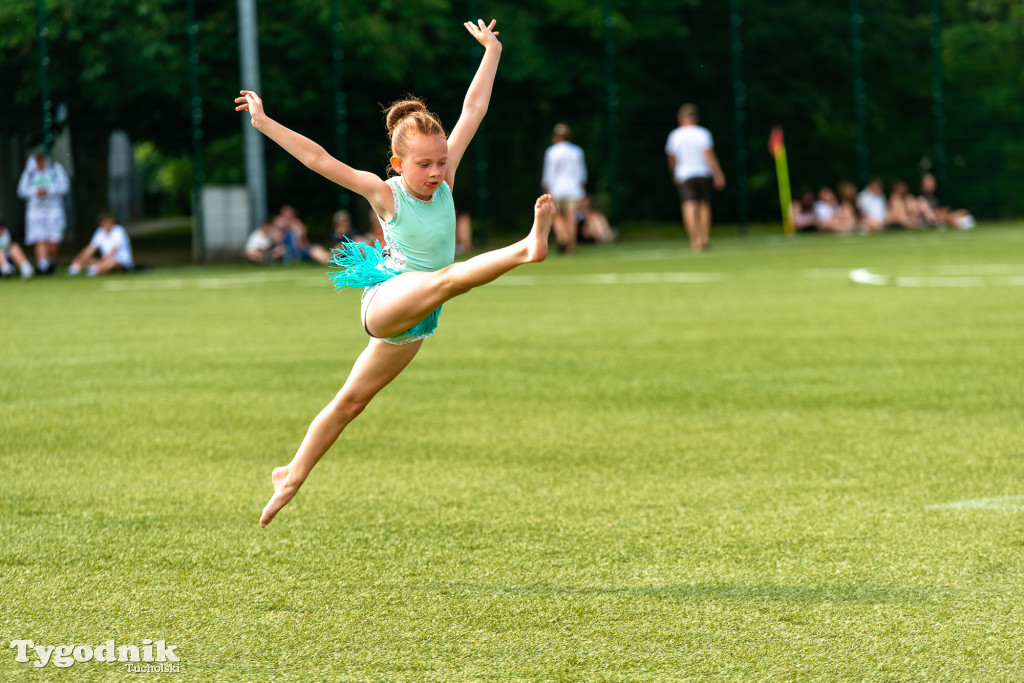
[379,176,456,273]
[354,177,455,345]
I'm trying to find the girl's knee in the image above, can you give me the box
[327,394,370,424]
[436,266,471,297]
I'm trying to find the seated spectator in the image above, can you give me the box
[329,210,371,249]
[245,219,285,264]
[919,173,975,229]
[455,211,473,255]
[274,204,330,264]
[574,197,618,244]
[831,180,864,233]
[68,213,133,275]
[792,189,820,232]
[367,207,387,247]
[856,177,887,231]
[886,180,925,229]
[814,187,854,233]
[0,218,35,279]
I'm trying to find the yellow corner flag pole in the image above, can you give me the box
[769,126,794,234]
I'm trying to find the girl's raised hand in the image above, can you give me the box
[463,19,500,49]
[234,90,265,128]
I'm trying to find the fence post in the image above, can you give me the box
[330,0,349,212]
[34,0,53,155]
[850,0,869,187]
[467,0,489,245]
[237,0,267,230]
[187,0,206,262]
[929,0,948,201]
[729,0,748,235]
[603,0,621,228]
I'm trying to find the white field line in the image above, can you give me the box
[104,272,326,291]
[935,264,1024,275]
[105,271,724,292]
[493,272,725,286]
[806,268,856,278]
[849,268,1024,288]
[928,496,1024,511]
[609,249,691,261]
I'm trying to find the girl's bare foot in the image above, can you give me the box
[260,465,302,528]
[526,194,556,262]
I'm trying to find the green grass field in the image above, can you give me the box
[2,225,1024,681]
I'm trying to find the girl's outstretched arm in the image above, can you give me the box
[235,91,394,218]
[445,19,502,190]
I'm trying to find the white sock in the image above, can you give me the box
[1,262,14,276]
[38,258,51,271]
[20,261,34,278]
[86,265,99,277]
[68,263,81,275]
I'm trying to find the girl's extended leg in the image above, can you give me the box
[260,338,423,527]
[365,194,555,338]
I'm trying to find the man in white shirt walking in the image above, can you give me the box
[542,123,587,255]
[665,104,725,253]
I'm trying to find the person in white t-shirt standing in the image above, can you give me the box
[542,123,587,254]
[665,104,725,253]
[68,213,134,276]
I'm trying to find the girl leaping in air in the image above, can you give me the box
[235,19,555,528]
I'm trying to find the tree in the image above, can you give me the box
[1,0,189,236]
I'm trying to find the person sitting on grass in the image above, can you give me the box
[813,187,854,233]
[886,180,926,230]
[575,196,617,244]
[0,219,35,279]
[274,204,331,264]
[68,212,133,276]
[792,189,821,232]
[856,177,887,232]
[244,219,285,264]
[919,173,975,230]
[329,210,372,248]
[836,181,864,233]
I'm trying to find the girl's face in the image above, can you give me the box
[393,134,448,200]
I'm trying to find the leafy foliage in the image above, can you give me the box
[1,0,1022,236]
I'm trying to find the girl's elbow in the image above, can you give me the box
[308,152,331,175]
[464,103,488,118]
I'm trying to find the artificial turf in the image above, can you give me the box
[2,225,1023,680]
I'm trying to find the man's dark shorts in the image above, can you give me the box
[677,176,712,203]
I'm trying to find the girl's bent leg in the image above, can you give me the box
[365,194,556,338]
[260,338,423,527]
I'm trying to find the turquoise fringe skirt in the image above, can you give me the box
[327,239,442,345]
